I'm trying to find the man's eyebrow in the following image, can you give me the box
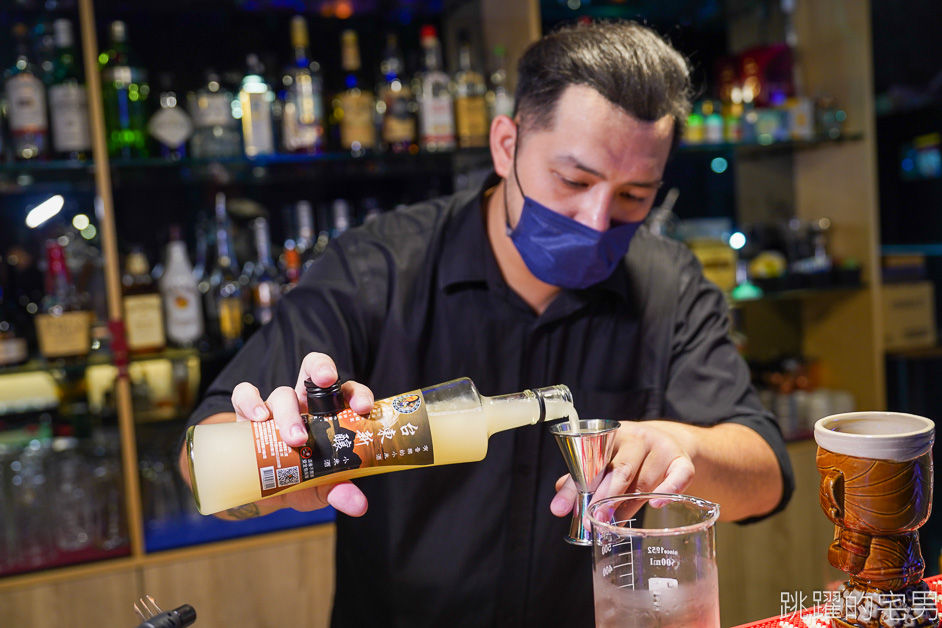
[552,155,663,188]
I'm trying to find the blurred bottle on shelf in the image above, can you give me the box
[249,217,281,330]
[4,23,49,161]
[282,16,325,154]
[377,32,416,154]
[206,193,244,351]
[335,29,376,153]
[51,438,95,552]
[294,199,317,271]
[282,242,302,290]
[147,74,193,161]
[331,198,352,238]
[238,54,276,158]
[486,44,514,121]
[454,31,488,148]
[159,225,204,349]
[188,70,241,159]
[48,18,91,161]
[100,20,150,159]
[0,283,29,367]
[35,240,91,361]
[415,25,455,151]
[122,246,166,355]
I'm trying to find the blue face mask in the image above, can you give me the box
[506,135,645,289]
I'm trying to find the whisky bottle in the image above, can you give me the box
[414,25,455,151]
[238,54,275,158]
[48,18,91,160]
[122,246,166,354]
[4,23,49,160]
[186,377,576,515]
[454,31,488,148]
[35,240,92,360]
[206,193,244,350]
[335,30,376,152]
[282,16,325,154]
[159,225,203,348]
[100,21,150,159]
[189,71,241,159]
[377,33,416,153]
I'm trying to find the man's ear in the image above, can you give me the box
[489,115,517,179]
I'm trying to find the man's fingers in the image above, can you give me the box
[295,352,340,400]
[326,482,369,517]
[231,382,269,422]
[551,474,577,516]
[341,381,374,414]
[651,457,695,496]
[266,386,307,447]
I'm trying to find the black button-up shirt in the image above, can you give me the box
[188,173,794,627]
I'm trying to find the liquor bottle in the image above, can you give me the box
[48,18,91,160]
[4,23,49,160]
[454,31,489,148]
[249,218,281,329]
[238,54,275,158]
[331,199,352,238]
[376,33,416,153]
[185,377,576,515]
[282,16,325,154]
[0,285,28,367]
[294,200,316,270]
[188,71,241,159]
[486,44,514,122]
[206,193,244,350]
[335,30,376,152]
[414,25,455,151]
[35,240,92,360]
[281,242,302,291]
[122,246,166,354]
[159,225,203,348]
[100,20,150,159]
[147,74,193,161]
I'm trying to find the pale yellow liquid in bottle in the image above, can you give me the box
[187,389,574,515]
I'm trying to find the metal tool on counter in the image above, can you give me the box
[133,595,197,628]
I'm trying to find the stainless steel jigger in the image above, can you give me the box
[549,419,620,545]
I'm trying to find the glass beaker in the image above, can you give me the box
[587,493,721,628]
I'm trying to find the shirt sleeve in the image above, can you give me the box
[182,232,388,441]
[663,251,795,523]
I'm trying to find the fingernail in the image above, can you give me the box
[354,395,371,411]
[551,496,568,514]
[290,424,307,441]
[317,365,336,379]
[254,406,269,421]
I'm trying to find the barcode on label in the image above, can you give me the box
[277,466,301,487]
[260,466,276,491]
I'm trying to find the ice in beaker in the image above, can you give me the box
[587,493,721,628]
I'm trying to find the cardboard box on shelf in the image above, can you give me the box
[882,281,937,351]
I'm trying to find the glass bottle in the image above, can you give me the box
[238,54,275,158]
[454,31,488,148]
[335,29,376,153]
[282,16,325,154]
[294,200,316,271]
[0,284,28,367]
[122,246,166,354]
[48,18,91,161]
[206,193,244,351]
[4,23,49,160]
[414,25,455,151]
[100,20,150,159]
[486,44,514,122]
[376,33,416,154]
[147,73,193,161]
[281,242,302,291]
[159,225,203,348]
[249,217,281,329]
[188,70,241,159]
[331,198,352,238]
[35,239,92,361]
[185,377,576,515]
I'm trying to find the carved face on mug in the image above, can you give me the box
[817,448,933,534]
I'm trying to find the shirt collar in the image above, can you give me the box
[438,171,632,304]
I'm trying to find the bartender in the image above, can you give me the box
[180,19,794,627]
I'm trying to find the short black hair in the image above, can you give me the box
[515,20,692,151]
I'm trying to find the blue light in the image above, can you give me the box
[901,158,914,172]
[710,157,728,174]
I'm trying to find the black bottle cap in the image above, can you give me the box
[304,379,345,416]
[173,604,197,627]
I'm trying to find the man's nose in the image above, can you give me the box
[577,193,613,232]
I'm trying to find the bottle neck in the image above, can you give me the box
[483,385,574,437]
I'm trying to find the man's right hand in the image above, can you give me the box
[182,352,374,518]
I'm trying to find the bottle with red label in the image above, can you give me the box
[185,377,576,515]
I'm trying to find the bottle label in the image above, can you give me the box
[124,293,166,351]
[165,285,203,344]
[191,92,234,128]
[49,83,91,152]
[339,91,376,149]
[218,296,243,340]
[6,74,48,132]
[419,92,455,143]
[0,337,28,366]
[455,96,488,141]
[382,90,416,144]
[253,389,434,498]
[35,311,91,358]
[241,92,275,156]
[148,107,194,149]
